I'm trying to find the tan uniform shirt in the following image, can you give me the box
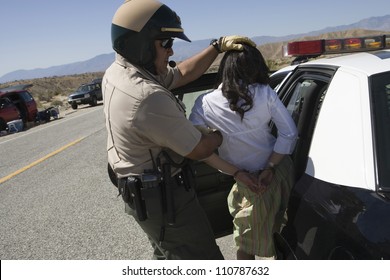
[103,54,201,177]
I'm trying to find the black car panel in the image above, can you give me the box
[68,81,102,109]
[278,174,390,259]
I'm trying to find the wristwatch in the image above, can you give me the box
[267,162,276,168]
[210,39,221,53]
[265,162,276,174]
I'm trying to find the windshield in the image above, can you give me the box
[18,91,34,102]
[77,85,92,93]
[371,71,390,191]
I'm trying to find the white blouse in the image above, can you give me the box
[189,83,298,172]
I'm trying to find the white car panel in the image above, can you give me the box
[306,51,390,76]
[307,68,375,190]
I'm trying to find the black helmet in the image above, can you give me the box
[111,0,190,70]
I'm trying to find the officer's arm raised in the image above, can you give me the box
[175,36,256,89]
[185,131,222,160]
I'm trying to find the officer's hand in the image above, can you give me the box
[194,125,214,135]
[218,35,256,52]
[194,125,223,148]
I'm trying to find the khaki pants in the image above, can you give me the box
[228,156,294,257]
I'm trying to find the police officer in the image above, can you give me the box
[103,0,255,260]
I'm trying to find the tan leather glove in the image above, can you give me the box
[218,35,256,52]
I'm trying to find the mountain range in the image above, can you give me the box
[1,14,390,83]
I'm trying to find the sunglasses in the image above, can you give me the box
[161,38,174,49]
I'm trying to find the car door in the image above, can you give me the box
[0,97,21,130]
[278,66,390,259]
[95,83,103,101]
[7,90,38,123]
[272,66,337,259]
[172,72,235,237]
[279,67,335,178]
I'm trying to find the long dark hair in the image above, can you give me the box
[216,44,270,120]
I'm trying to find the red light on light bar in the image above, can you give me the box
[325,39,342,52]
[287,40,323,56]
[344,38,362,50]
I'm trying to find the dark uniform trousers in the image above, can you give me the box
[125,180,224,260]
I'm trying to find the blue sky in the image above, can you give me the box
[0,0,389,78]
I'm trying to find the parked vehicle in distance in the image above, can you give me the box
[91,78,102,86]
[68,80,102,110]
[0,97,21,131]
[0,84,38,124]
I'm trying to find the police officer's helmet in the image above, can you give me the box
[111,0,191,69]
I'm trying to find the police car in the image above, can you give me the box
[272,35,390,260]
[173,34,390,259]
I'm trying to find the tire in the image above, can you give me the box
[0,119,7,131]
[71,103,78,110]
[89,96,98,107]
[328,247,355,260]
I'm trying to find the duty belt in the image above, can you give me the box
[117,167,193,221]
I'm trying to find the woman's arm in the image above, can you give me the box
[258,152,285,188]
[203,153,260,193]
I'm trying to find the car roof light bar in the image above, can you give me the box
[288,40,323,56]
[287,34,390,56]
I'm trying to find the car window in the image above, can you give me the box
[18,91,34,102]
[286,80,324,126]
[182,90,211,117]
[270,70,291,90]
[0,97,10,108]
[282,75,330,178]
[371,71,390,191]
[79,86,88,92]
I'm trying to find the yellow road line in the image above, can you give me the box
[0,137,85,184]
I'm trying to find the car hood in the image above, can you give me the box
[68,91,86,97]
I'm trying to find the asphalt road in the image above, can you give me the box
[0,103,235,260]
